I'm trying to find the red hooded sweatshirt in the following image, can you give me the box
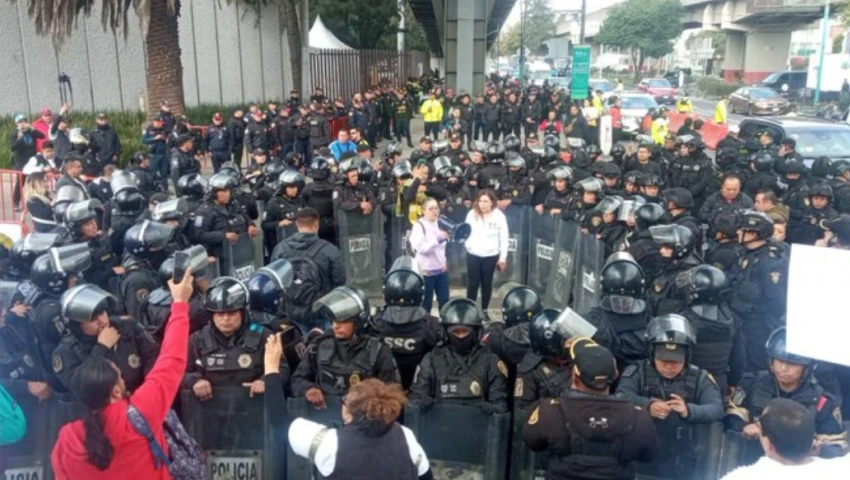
[51,302,189,480]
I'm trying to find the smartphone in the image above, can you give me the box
[173,251,190,284]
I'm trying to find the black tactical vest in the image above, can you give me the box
[197,323,265,386]
[316,336,382,395]
[643,363,701,403]
[430,347,488,401]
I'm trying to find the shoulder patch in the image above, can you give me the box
[622,364,638,377]
[136,288,150,303]
[833,406,843,425]
[769,271,781,284]
[706,372,718,386]
[514,378,524,398]
[497,360,508,377]
[53,355,63,373]
[194,215,204,228]
[528,407,539,425]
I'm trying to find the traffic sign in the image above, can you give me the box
[571,45,592,100]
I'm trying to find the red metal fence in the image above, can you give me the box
[310,49,429,100]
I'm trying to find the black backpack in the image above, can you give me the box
[282,240,326,325]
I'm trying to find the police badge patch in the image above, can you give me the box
[770,272,781,284]
[128,354,141,369]
[514,378,524,397]
[238,354,252,368]
[470,381,481,396]
[22,354,34,368]
[53,356,63,373]
[497,361,508,377]
[350,373,361,385]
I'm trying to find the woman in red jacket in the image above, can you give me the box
[539,110,563,136]
[51,273,194,480]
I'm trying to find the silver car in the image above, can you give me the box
[617,93,659,136]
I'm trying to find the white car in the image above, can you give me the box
[617,93,659,136]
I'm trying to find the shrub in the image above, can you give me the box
[696,76,742,98]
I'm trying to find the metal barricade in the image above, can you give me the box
[286,396,344,480]
[336,206,385,298]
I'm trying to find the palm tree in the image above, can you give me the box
[281,0,302,95]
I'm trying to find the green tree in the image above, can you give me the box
[596,0,684,82]
[834,34,845,54]
[310,0,401,49]
[499,22,523,56]
[496,0,556,58]
[16,0,272,118]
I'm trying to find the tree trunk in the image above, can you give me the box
[282,0,302,94]
[634,51,644,84]
[145,0,184,118]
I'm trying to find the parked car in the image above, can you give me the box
[589,79,615,94]
[728,87,791,116]
[617,93,659,136]
[547,77,570,90]
[738,116,850,166]
[759,70,807,97]
[664,68,692,88]
[637,78,678,105]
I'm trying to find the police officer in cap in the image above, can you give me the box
[728,210,788,372]
[370,256,441,390]
[584,252,651,368]
[183,276,285,401]
[705,211,745,272]
[141,246,211,338]
[725,327,848,458]
[193,173,258,261]
[616,315,723,477]
[645,224,700,315]
[676,265,745,395]
[523,341,659,479]
[119,220,175,319]
[482,285,543,366]
[668,136,714,211]
[291,286,399,407]
[52,284,159,394]
[170,134,201,189]
[410,298,508,415]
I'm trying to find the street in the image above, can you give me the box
[690,97,744,128]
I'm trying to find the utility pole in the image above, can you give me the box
[580,0,587,44]
[814,0,830,109]
[520,0,526,83]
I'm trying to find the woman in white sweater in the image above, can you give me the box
[464,189,509,310]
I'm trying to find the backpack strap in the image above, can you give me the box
[127,405,170,470]
[304,239,326,259]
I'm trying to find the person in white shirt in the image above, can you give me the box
[723,397,846,479]
[464,189,509,311]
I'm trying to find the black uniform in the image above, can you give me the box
[205,123,232,173]
[291,333,399,396]
[645,256,700,316]
[262,195,305,253]
[169,148,201,190]
[244,118,271,153]
[514,353,571,411]
[302,180,336,242]
[119,255,162,320]
[483,322,531,366]
[789,204,838,245]
[192,200,252,260]
[82,236,121,293]
[370,306,441,390]
[705,240,745,272]
[584,297,650,368]
[680,304,745,393]
[89,124,122,165]
[140,287,209,338]
[668,153,714,210]
[0,306,57,391]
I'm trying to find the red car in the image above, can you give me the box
[637,78,678,105]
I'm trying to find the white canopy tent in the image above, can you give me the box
[309,15,353,50]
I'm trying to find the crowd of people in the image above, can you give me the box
[1,76,850,480]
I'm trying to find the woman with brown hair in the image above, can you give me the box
[263,334,433,479]
[23,172,54,232]
[464,189,509,311]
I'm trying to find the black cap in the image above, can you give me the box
[571,340,617,389]
[419,136,432,144]
[655,343,687,363]
[356,143,372,153]
[253,147,267,155]
[780,138,796,148]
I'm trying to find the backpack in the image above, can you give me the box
[127,405,205,480]
[0,383,26,446]
[282,240,327,325]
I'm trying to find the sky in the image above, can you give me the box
[504,0,624,26]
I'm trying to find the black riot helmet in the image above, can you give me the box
[504,134,521,152]
[638,173,664,189]
[571,149,593,169]
[110,170,138,195]
[783,160,807,176]
[383,256,425,307]
[750,151,775,172]
[157,245,208,285]
[717,148,739,170]
[600,252,645,297]
[618,197,645,222]
[649,224,694,259]
[623,170,642,187]
[114,189,146,216]
[833,160,850,177]
[432,156,453,178]
[542,146,559,164]
[385,141,403,159]
[61,284,118,324]
[152,198,188,224]
[208,172,238,195]
[433,139,449,155]
[52,186,87,224]
[739,209,774,240]
[392,161,413,180]
[664,187,693,211]
[219,161,243,183]
[711,210,740,238]
[528,309,569,359]
[505,154,526,173]
[124,220,175,260]
[485,142,506,162]
[547,165,573,182]
[610,143,626,160]
[313,286,371,326]
[586,144,602,158]
[646,314,697,363]
[308,156,331,181]
[501,285,543,328]
[246,259,294,315]
[811,156,832,179]
[438,165,463,182]
[31,243,92,295]
[677,265,729,306]
[263,161,287,186]
[766,327,814,368]
[8,233,61,279]
[278,169,306,195]
[177,173,208,200]
[439,298,482,329]
[635,203,666,231]
[65,200,103,238]
[542,134,560,151]
[205,276,250,313]
[807,182,833,200]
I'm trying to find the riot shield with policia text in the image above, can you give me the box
[438,213,472,290]
[543,220,581,309]
[336,206,384,298]
[527,210,559,294]
[493,205,528,291]
[571,230,605,313]
[220,233,257,281]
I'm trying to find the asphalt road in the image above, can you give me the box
[690,98,744,128]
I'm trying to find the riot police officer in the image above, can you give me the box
[789,183,838,245]
[584,252,650,368]
[169,134,201,189]
[291,286,399,405]
[410,298,508,415]
[830,160,850,214]
[537,165,573,216]
[645,224,699,316]
[705,210,745,272]
[217,162,260,221]
[637,173,663,204]
[676,265,745,394]
[561,177,603,222]
[334,158,378,214]
[126,151,164,199]
[780,159,809,211]
[728,210,788,372]
[4,233,62,283]
[628,203,667,274]
[65,200,121,293]
[183,277,286,401]
[103,171,147,256]
[193,173,257,261]
[616,314,724,478]
[482,285,543,366]
[119,220,175,319]
[497,154,532,209]
[52,284,159,393]
[667,136,714,211]
[743,151,781,198]
[262,170,306,256]
[151,198,192,251]
[664,187,702,251]
[141,247,211,338]
[725,327,848,458]
[370,257,441,390]
[301,156,337,243]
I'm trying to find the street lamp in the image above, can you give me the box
[814,0,830,109]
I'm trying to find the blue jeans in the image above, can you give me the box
[423,272,450,313]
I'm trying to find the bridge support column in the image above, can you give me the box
[723,32,745,83]
[444,0,487,94]
[742,28,792,84]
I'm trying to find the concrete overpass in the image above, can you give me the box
[409,0,517,93]
[681,0,841,83]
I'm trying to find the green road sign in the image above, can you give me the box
[571,45,591,100]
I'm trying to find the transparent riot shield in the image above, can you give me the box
[493,205,529,291]
[527,212,559,294]
[336,207,384,298]
[285,396,344,480]
[718,430,763,478]
[442,200,470,290]
[220,233,257,281]
[543,220,580,309]
[0,280,20,309]
[3,380,55,480]
[633,421,724,480]
[253,200,265,268]
[571,231,605,313]
[510,407,548,480]
[405,402,510,480]
[388,215,410,265]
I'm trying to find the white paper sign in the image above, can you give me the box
[786,244,850,367]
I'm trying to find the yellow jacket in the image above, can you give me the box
[420,99,444,123]
[592,96,604,114]
[714,99,727,124]
[651,117,668,145]
[676,99,693,113]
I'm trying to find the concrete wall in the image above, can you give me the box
[743,29,793,83]
[0,0,293,117]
